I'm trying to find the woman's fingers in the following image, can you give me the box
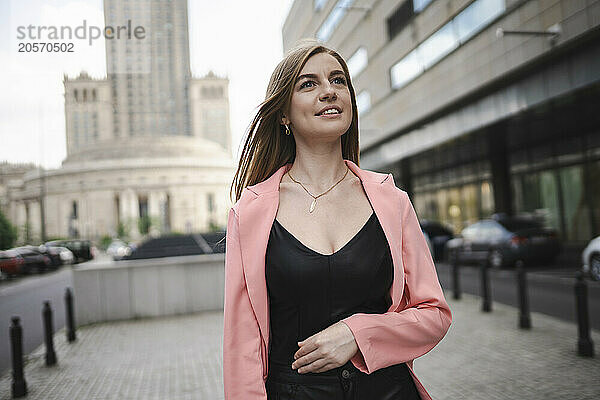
[311,362,338,373]
[294,339,318,361]
[292,346,322,369]
[297,358,332,373]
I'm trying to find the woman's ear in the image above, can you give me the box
[280,108,290,126]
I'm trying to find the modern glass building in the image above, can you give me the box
[283,0,600,247]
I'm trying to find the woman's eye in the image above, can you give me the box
[300,80,315,89]
[333,77,347,85]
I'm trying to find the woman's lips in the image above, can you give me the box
[316,111,342,118]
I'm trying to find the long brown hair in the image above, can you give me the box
[229,40,361,204]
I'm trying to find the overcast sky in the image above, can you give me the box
[0,0,294,169]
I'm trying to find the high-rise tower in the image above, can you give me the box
[104,0,191,139]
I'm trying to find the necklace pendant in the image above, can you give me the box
[309,198,316,213]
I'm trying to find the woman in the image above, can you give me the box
[223,41,452,400]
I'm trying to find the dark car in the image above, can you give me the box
[444,215,561,268]
[45,239,94,263]
[201,231,226,253]
[120,234,211,260]
[35,245,64,269]
[420,220,454,261]
[0,250,25,277]
[13,247,51,274]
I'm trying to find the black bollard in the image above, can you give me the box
[480,259,492,312]
[452,251,461,300]
[65,288,77,342]
[516,260,531,329]
[574,272,594,357]
[10,316,28,398]
[43,301,57,366]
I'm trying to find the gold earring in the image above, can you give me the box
[284,124,292,136]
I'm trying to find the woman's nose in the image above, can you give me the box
[319,85,337,101]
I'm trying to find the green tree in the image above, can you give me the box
[99,234,112,250]
[117,222,128,239]
[138,215,152,235]
[0,208,17,250]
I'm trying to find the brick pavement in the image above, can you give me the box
[1,293,599,399]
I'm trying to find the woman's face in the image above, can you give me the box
[283,52,352,141]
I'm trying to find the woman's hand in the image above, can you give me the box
[292,321,359,373]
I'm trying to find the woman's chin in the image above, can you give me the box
[310,121,351,135]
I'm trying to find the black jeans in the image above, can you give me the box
[266,360,421,400]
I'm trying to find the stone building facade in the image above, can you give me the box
[3,0,236,244]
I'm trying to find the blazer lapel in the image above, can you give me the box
[237,159,405,352]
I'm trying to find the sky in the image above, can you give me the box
[0,0,295,169]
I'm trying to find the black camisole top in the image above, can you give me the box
[265,209,394,373]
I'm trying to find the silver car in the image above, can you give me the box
[106,239,132,260]
[582,236,600,281]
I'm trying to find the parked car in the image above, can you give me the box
[422,230,434,259]
[444,215,561,268]
[121,234,208,260]
[106,239,132,260]
[45,239,94,263]
[39,245,74,266]
[0,250,25,277]
[35,245,73,269]
[200,231,226,253]
[420,220,454,261]
[13,246,51,274]
[582,236,600,281]
[57,246,75,265]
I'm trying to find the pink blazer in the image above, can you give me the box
[223,159,452,400]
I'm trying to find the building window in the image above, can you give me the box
[418,22,459,70]
[454,0,504,43]
[316,0,354,42]
[356,90,371,116]
[74,89,78,102]
[207,193,214,213]
[71,201,78,219]
[386,0,414,40]
[390,0,505,90]
[92,89,97,101]
[314,0,328,12]
[83,89,87,102]
[73,111,80,146]
[93,112,98,139]
[413,0,434,12]
[386,1,439,40]
[346,46,367,77]
[390,49,422,89]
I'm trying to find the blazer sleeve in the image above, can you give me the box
[340,189,452,374]
[223,207,268,399]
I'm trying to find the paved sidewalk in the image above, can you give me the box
[1,293,599,400]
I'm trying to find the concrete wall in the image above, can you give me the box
[72,253,225,326]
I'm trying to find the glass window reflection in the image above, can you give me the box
[414,0,434,13]
[390,0,506,90]
[455,0,505,43]
[347,46,368,77]
[391,49,422,89]
[316,0,354,42]
[356,90,371,116]
[418,22,459,70]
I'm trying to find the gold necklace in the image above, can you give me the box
[287,166,349,213]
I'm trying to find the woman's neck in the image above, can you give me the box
[285,154,350,191]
